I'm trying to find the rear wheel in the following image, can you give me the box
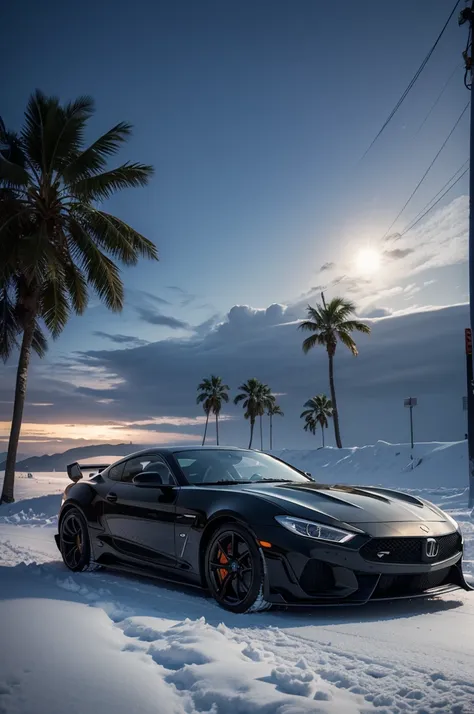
[205,523,271,613]
[59,508,95,572]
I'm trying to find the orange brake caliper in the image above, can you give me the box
[218,547,229,582]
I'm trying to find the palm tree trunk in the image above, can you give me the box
[215,412,219,446]
[269,414,273,451]
[1,317,36,503]
[321,426,325,448]
[202,411,210,446]
[328,351,342,448]
[249,418,255,449]
[259,414,263,450]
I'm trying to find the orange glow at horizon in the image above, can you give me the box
[0,421,203,445]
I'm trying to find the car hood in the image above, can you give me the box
[241,482,449,525]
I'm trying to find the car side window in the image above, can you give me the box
[122,454,176,484]
[107,462,125,481]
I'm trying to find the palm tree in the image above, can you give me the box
[234,378,272,449]
[299,294,370,449]
[303,415,317,436]
[300,394,333,447]
[196,376,230,445]
[267,403,284,450]
[257,383,274,450]
[0,91,157,503]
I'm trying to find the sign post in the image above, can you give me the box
[403,397,418,451]
[465,328,474,508]
[404,397,417,453]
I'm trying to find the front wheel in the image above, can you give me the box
[59,508,94,572]
[205,523,271,613]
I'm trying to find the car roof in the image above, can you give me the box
[110,445,254,462]
[146,445,252,454]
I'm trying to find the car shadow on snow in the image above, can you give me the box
[0,559,467,632]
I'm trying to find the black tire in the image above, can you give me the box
[59,508,96,572]
[204,523,271,613]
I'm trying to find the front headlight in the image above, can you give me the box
[275,515,356,543]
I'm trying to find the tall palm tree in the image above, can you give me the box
[257,383,274,450]
[300,394,333,448]
[267,403,284,451]
[234,378,272,449]
[196,376,230,445]
[299,294,370,449]
[0,91,157,503]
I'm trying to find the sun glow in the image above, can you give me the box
[355,247,381,275]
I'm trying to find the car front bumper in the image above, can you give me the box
[256,525,473,606]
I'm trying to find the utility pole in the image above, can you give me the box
[460,2,474,507]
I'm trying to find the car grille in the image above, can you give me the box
[360,532,461,564]
[372,567,452,599]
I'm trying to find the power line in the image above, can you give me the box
[360,0,462,160]
[382,100,469,238]
[403,158,469,229]
[400,166,468,235]
[415,62,462,135]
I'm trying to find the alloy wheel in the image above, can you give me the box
[60,511,86,569]
[208,530,255,607]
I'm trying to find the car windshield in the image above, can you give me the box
[174,449,310,485]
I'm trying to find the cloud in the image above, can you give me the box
[362,307,393,318]
[12,299,467,453]
[135,307,190,330]
[319,262,335,272]
[383,248,414,260]
[295,195,468,314]
[138,291,171,306]
[166,285,197,307]
[194,314,221,337]
[93,332,150,347]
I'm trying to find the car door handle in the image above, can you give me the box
[106,492,118,503]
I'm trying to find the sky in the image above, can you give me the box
[1,0,472,455]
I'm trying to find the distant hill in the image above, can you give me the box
[0,452,27,465]
[0,444,149,473]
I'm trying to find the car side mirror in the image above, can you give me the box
[133,471,166,487]
[304,471,312,478]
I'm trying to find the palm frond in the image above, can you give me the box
[336,330,358,356]
[70,162,154,202]
[46,95,95,173]
[31,322,48,357]
[0,285,20,361]
[63,261,88,315]
[326,297,356,321]
[340,320,371,335]
[62,122,132,181]
[298,319,319,333]
[21,89,50,172]
[0,132,29,187]
[40,265,71,338]
[68,219,124,311]
[302,333,325,354]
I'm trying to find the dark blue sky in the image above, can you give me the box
[3,1,468,317]
[1,0,471,451]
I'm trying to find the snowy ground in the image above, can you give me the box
[1,442,474,714]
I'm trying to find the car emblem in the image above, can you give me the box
[377,551,390,558]
[420,525,430,533]
[426,538,439,558]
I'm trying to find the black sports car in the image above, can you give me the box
[55,446,472,613]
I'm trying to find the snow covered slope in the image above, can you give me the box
[271,440,470,490]
[1,443,474,714]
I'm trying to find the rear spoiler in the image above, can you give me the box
[67,462,110,482]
